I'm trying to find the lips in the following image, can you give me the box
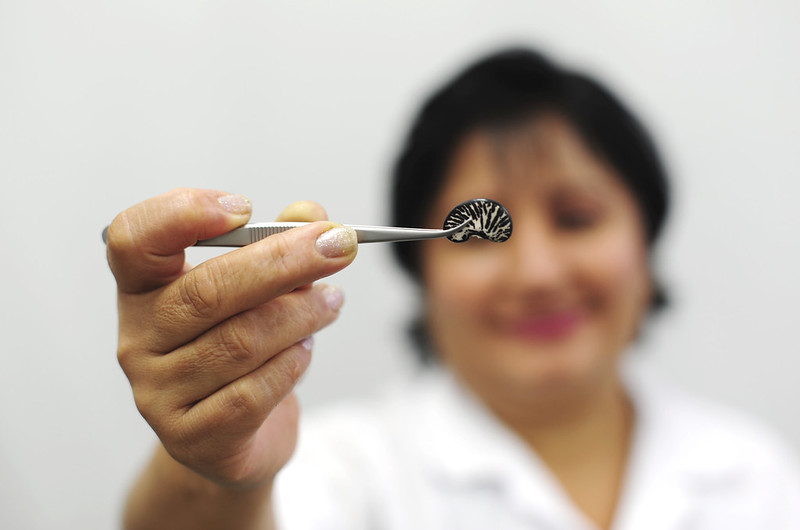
[507,310,584,340]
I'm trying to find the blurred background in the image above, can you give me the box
[1,1,799,528]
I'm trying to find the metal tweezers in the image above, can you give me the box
[193,221,470,246]
[100,221,468,246]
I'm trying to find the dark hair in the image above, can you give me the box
[390,47,670,360]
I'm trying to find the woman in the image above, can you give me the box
[108,49,800,529]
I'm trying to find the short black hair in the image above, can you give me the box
[389,48,670,361]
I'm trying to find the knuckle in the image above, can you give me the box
[170,186,193,197]
[276,353,305,385]
[277,290,324,329]
[105,212,136,264]
[214,322,258,366]
[179,267,223,320]
[131,383,185,448]
[116,343,136,374]
[105,212,131,247]
[292,293,325,332]
[265,235,301,280]
[241,294,322,352]
[165,187,197,211]
[162,417,196,458]
[116,335,151,382]
[303,291,335,329]
[220,356,300,422]
[268,348,308,392]
[223,381,265,419]
[131,384,161,424]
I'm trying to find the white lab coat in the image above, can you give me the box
[275,367,800,529]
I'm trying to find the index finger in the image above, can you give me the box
[106,188,253,294]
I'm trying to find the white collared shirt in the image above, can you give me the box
[275,367,800,529]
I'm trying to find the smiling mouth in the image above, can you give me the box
[508,310,583,341]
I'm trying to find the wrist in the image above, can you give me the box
[155,444,274,494]
[125,444,275,530]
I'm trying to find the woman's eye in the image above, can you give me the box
[556,210,598,230]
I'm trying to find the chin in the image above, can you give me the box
[485,338,615,397]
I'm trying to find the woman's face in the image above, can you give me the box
[421,114,652,403]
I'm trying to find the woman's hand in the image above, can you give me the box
[107,188,357,490]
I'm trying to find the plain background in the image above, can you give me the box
[1,1,799,528]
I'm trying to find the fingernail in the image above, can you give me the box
[301,336,314,351]
[322,285,344,311]
[217,194,252,215]
[315,226,357,258]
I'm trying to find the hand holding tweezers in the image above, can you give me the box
[100,198,512,246]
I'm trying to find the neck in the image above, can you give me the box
[466,370,635,530]
[483,372,633,454]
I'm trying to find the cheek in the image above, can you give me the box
[426,257,484,312]
[423,244,501,336]
[574,229,650,318]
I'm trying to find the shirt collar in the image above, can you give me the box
[613,362,753,529]
[407,367,597,528]
[405,363,750,529]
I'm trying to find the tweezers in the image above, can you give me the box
[193,221,470,246]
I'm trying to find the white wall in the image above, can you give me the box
[1,1,798,528]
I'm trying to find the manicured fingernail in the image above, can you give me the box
[322,285,344,311]
[315,226,357,258]
[217,194,252,215]
[301,336,314,351]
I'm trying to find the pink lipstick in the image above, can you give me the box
[509,311,583,340]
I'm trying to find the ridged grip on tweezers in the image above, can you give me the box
[194,223,305,246]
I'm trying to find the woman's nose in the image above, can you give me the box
[503,220,567,291]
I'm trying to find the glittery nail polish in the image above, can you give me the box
[322,285,344,311]
[217,194,252,215]
[315,226,357,258]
